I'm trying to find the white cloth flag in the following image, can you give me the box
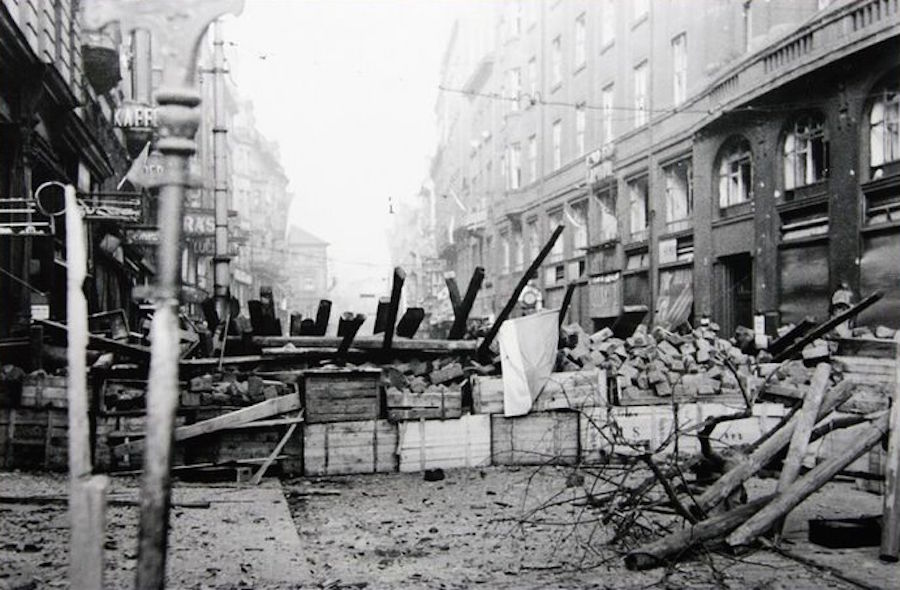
[498,309,560,417]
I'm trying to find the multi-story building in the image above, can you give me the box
[0,0,135,340]
[284,224,328,321]
[429,0,900,336]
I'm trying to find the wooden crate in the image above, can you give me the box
[698,402,786,451]
[20,374,68,408]
[303,419,397,476]
[102,379,148,412]
[491,411,579,466]
[605,404,704,457]
[0,407,68,470]
[580,407,610,464]
[534,370,607,411]
[188,426,303,476]
[470,375,503,414]
[386,387,462,421]
[303,368,381,423]
[397,414,491,472]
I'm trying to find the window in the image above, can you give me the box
[510,143,522,189]
[552,120,562,171]
[601,0,615,47]
[548,209,564,261]
[596,190,618,242]
[528,135,538,182]
[672,33,687,106]
[527,57,538,103]
[500,231,511,274]
[569,200,588,251]
[500,152,508,190]
[510,2,522,37]
[575,104,586,157]
[870,83,900,168]
[628,176,649,240]
[509,68,522,111]
[513,224,524,271]
[574,14,586,69]
[602,84,614,143]
[633,61,648,128]
[551,36,562,87]
[718,140,753,208]
[664,160,693,222]
[784,115,828,190]
[633,0,649,22]
[527,217,540,262]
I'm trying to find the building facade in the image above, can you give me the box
[429,0,900,335]
[284,225,328,321]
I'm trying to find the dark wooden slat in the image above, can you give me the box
[382,267,406,350]
[448,266,484,340]
[314,300,332,336]
[396,307,425,338]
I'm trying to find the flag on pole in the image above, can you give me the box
[117,142,151,190]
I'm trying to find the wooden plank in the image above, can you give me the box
[395,307,425,339]
[255,335,478,352]
[383,267,405,350]
[444,272,462,314]
[314,300,332,336]
[397,414,491,472]
[478,225,564,358]
[767,317,815,357]
[37,318,151,361]
[249,410,304,484]
[112,393,301,457]
[836,337,898,359]
[448,267,484,340]
[303,420,398,476]
[880,341,900,562]
[491,412,579,466]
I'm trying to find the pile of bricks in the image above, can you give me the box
[380,357,482,421]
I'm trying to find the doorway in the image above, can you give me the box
[714,253,753,336]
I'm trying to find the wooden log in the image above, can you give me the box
[383,267,406,350]
[396,307,425,338]
[693,380,854,514]
[774,363,830,535]
[373,297,390,334]
[478,225,564,359]
[289,313,303,336]
[113,393,301,457]
[727,413,890,548]
[880,339,900,562]
[766,317,815,357]
[249,410,303,485]
[558,281,577,328]
[247,300,264,334]
[255,335,478,352]
[314,300,332,336]
[337,313,365,355]
[444,271,462,313]
[299,318,316,335]
[448,266,485,340]
[625,494,774,570]
[773,291,883,362]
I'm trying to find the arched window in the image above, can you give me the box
[717,139,752,208]
[870,81,899,167]
[784,115,828,190]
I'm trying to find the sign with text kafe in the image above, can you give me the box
[183,209,215,236]
[114,102,159,129]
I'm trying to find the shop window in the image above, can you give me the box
[779,244,829,324]
[527,217,540,261]
[870,82,900,168]
[548,209,564,262]
[717,139,753,208]
[569,200,588,251]
[509,143,522,189]
[664,159,693,224]
[633,61,648,128]
[595,189,618,243]
[784,115,828,190]
[627,176,648,241]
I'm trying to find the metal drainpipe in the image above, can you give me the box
[212,19,231,321]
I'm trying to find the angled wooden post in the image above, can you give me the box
[448,266,484,340]
[382,267,406,350]
[82,3,245,589]
[444,271,462,313]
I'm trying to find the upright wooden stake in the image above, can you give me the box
[382,267,405,350]
[558,281,577,327]
[313,299,331,336]
[448,266,484,340]
[880,338,900,561]
[444,271,462,314]
[65,184,106,588]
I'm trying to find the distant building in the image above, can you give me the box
[285,225,329,320]
[426,0,900,334]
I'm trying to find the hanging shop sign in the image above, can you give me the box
[183,209,216,236]
[190,236,239,256]
[658,238,678,265]
[586,144,615,185]
[114,101,159,129]
[78,194,142,222]
[124,227,159,245]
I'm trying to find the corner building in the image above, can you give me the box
[429,0,900,333]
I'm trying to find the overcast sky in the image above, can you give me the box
[226,0,459,305]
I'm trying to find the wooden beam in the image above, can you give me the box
[113,393,301,458]
[373,297,390,334]
[247,300,264,334]
[383,267,406,350]
[880,341,900,562]
[337,313,365,355]
[289,313,303,336]
[478,225,565,359]
[396,307,425,338]
[766,316,815,356]
[314,300,331,336]
[558,281,577,327]
[448,267,485,340]
[37,319,151,361]
[444,271,462,314]
[299,318,316,335]
[727,413,889,548]
[249,410,303,485]
[773,291,884,362]
[254,335,477,352]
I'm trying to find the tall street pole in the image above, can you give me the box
[212,19,231,321]
[82,3,244,589]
